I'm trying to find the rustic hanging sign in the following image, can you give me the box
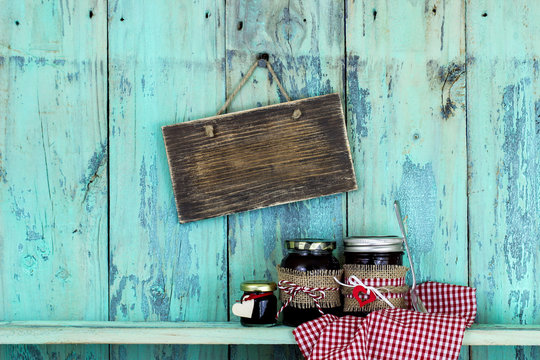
[162,60,357,223]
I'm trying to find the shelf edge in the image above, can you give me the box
[0,322,539,345]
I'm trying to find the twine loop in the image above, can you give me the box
[217,57,291,116]
[275,280,339,319]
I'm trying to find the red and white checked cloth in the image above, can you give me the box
[293,282,476,360]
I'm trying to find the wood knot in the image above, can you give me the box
[292,109,302,119]
[204,125,214,137]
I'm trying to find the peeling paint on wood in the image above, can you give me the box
[226,1,345,359]
[0,0,108,359]
[467,1,540,359]
[1,0,539,359]
[346,0,467,282]
[107,0,228,359]
[346,2,469,359]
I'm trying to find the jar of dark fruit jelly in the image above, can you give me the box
[280,239,342,327]
[344,236,404,316]
[344,236,404,265]
[239,281,278,327]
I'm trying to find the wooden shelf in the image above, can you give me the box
[1,321,539,346]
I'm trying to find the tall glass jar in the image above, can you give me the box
[280,239,341,327]
[344,236,404,316]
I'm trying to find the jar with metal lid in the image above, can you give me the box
[279,239,342,327]
[344,236,404,265]
[343,236,406,317]
[236,281,277,327]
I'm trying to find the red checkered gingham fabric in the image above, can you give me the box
[360,277,405,287]
[347,292,403,300]
[413,281,477,327]
[293,282,476,360]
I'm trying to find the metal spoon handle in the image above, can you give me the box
[394,200,417,290]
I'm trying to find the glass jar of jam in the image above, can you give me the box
[344,236,404,265]
[239,281,277,327]
[280,239,341,327]
[344,236,404,316]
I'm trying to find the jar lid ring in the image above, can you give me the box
[285,239,336,251]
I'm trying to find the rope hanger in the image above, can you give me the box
[217,54,291,116]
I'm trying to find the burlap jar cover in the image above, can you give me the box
[277,265,343,309]
[342,264,409,312]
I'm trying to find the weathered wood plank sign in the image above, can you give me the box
[162,93,357,223]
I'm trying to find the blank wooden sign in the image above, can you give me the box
[162,93,357,223]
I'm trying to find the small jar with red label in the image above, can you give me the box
[234,281,277,327]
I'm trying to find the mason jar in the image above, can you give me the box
[280,239,341,326]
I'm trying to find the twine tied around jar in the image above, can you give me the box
[275,280,340,319]
[334,275,395,309]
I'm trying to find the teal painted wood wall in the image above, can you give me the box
[0,0,538,359]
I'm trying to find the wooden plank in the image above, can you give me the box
[163,93,356,223]
[466,1,540,359]
[0,0,108,358]
[107,0,228,359]
[345,0,468,298]
[226,1,346,358]
[346,2,468,358]
[0,322,539,346]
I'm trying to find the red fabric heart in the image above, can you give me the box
[352,285,377,308]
